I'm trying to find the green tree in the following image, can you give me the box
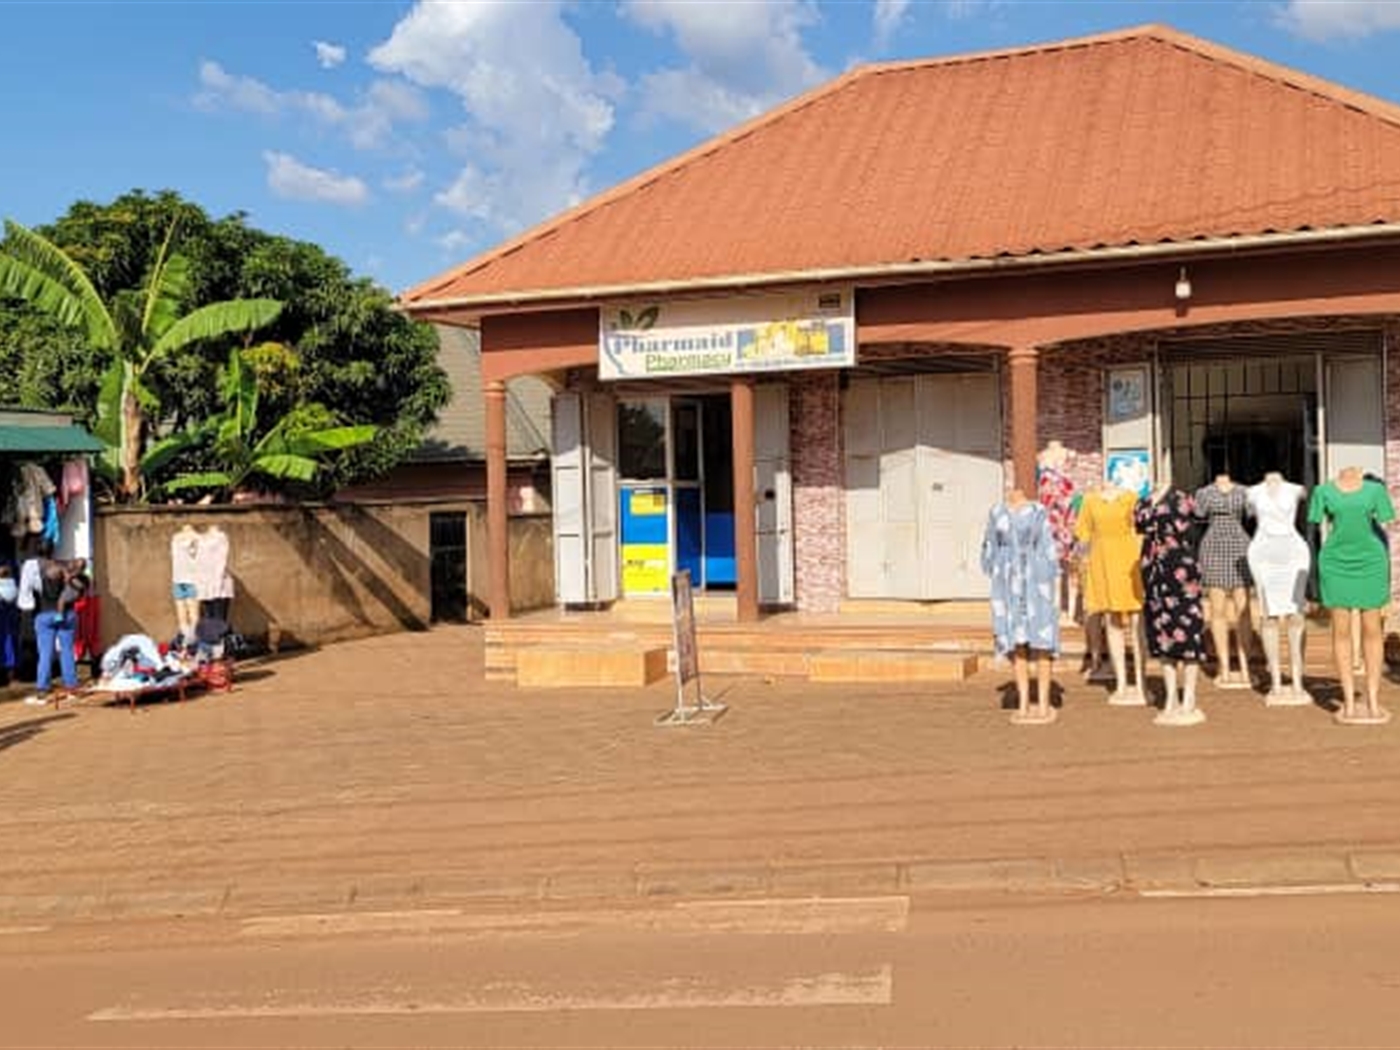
[0,190,450,495]
[0,218,281,500]
[158,346,378,500]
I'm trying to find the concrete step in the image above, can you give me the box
[515,645,669,689]
[807,650,979,684]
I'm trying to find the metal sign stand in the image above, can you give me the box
[656,570,726,726]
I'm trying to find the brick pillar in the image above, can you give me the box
[1008,345,1039,496]
[732,377,759,623]
[485,380,511,620]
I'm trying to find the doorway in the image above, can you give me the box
[617,395,737,595]
[429,511,469,622]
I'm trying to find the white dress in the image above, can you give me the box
[1246,480,1310,617]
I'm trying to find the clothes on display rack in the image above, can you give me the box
[1246,478,1310,618]
[980,499,1060,656]
[1135,487,1208,662]
[1194,482,1252,589]
[1309,478,1395,609]
[193,526,235,602]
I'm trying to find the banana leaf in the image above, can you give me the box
[148,298,282,360]
[0,219,118,348]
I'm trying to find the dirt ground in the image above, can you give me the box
[3,624,1400,922]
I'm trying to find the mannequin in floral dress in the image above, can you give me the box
[1036,441,1080,624]
[1136,483,1209,726]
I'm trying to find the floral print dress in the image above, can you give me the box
[1134,487,1207,662]
[1036,465,1078,565]
[980,500,1060,656]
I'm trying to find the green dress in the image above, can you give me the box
[1308,480,1395,609]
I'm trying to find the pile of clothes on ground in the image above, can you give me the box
[96,633,191,694]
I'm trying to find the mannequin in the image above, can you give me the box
[1194,473,1256,689]
[1136,482,1208,726]
[1036,440,1079,625]
[170,524,201,640]
[1246,472,1312,706]
[1309,466,1395,724]
[1074,477,1147,705]
[981,486,1060,725]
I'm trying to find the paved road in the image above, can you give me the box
[6,889,1400,1048]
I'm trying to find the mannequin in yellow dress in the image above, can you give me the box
[1073,479,1147,705]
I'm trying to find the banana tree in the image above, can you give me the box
[0,218,281,500]
[161,345,378,499]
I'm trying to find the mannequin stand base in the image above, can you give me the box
[1213,675,1252,691]
[1010,706,1058,726]
[1107,687,1147,707]
[1334,707,1391,726]
[1154,706,1207,727]
[1264,688,1313,708]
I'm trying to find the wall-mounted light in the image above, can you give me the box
[1174,266,1193,302]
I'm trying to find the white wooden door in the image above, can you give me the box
[754,383,794,605]
[1325,356,1386,482]
[550,391,618,605]
[843,373,1003,600]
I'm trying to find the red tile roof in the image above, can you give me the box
[402,24,1400,310]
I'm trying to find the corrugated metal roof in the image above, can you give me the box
[402,24,1400,309]
[415,325,551,462]
[0,425,105,454]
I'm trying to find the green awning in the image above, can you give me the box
[0,425,105,455]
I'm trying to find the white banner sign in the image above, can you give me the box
[598,287,855,381]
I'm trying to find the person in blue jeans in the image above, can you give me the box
[30,558,84,705]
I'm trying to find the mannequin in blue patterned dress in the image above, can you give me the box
[981,487,1060,724]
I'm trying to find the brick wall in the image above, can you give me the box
[789,372,844,612]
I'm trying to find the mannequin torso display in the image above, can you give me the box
[171,527,200,588]
[1072,484,1144,614]
[1308,469,1394,610]
[1134,485,1207,662]
[1246,474,1310,618]
[1036,441,1076,562]
[1194,477,1252,590]
[980,492,1060,657]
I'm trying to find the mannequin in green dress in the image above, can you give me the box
[1308,466,1396,723]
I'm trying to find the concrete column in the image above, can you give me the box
[731,377,759,623]
[485,380,511,620]
[1007,345,1040,496]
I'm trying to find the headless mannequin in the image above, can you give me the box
[1141,482,1207,726]
[170,524,201,640]
[1003,487,1056,725]
[1036,440,1080,626]
[1098,480,1147,706]
[1249,472,1311,707]
[1329,467,1388,724]
[1202,473,1256,689]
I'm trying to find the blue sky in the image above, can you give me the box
[4,1,1400,295]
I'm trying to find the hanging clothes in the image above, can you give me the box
[1193,483,1252,590]
[57,458,88,513]
[1309,479,1395,610]
[1135,487,1207,662]
[193,527,232,601]
[980,500,1060,656]
[1246,479,1310,618]
[1073,487,1144,613]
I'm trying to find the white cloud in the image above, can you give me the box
[313,40,347,69]
[195,61,428,149]
[384,167,426,193]
[370,1,620,236]
[436,229,474,253]
[873,0,910,48]
[1277,0,1400,39]
[621,0,825,133]
[263,151,370,206]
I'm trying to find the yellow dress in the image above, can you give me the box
[1074,488,1145,614]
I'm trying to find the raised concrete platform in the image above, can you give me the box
[808,650,979,684]
[515,646,669,689]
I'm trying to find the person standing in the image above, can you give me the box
[29,556,82,706]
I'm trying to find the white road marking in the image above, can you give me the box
[0,924,51,936]
[1140,882,1400,900]
[88,965,894,1021]
[239,895,910,939]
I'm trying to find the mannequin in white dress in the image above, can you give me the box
[1246,473,1312,706]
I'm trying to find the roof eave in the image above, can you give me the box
[399,224,1400,323]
